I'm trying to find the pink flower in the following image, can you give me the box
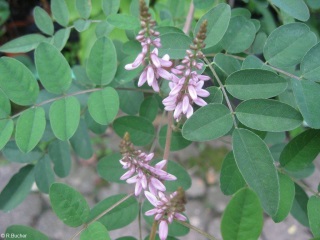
[144,190,187,240]
[120,152,176,196]
[124,4,173,92]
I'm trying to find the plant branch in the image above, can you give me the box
[69,193,134,240]
[175,220,219,240]
[183,1,194,34]
[2,87,154,121]
[163,111,173,161]
[203,56,238,128]
[150,110,166,153]
[266,65,301,80]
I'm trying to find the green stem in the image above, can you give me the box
[149,220,158,240]
[175,220,219,240]
[203,56,238,128]
[69,193,134,240]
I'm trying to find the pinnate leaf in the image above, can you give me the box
[221,188,263,240]
[232,128,280,216]
[50,183,90,227]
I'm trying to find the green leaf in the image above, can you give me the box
[48,140,71,178]
[70,119,93,160]
[280,129,320,171]
[97,153,125,184]
[2,141,43,163]
[232,129,280,216]
[113,116,155,146]
[308,196,320,237]
[107,14,140,30]
[81,222,111,240]
[0,34,47,53]
[35,155,55,193]
[213,53,242,77]
[182,104,233,142]
[272,173,295,222]
[139,96,158,122]
[301,42,320,82]
[158,33,192,59]
[0,90,10,117]
[0,57,39,105]
[15,108,46,153]
[49,96,80,140]
[86,37,117,85]
[74,19,91,32]
[263,23,317,68]
[33,7,54,35]
[102,0,120,16]
[53,28,71,51]
[117,85,143,115]
[115,55,143,83]
[162,160,191,191]
[35,42,72,94]
[142,199,189,236]
[0,119,14,150]
[159,125,191,151]
[203,86,223,104]
[291,79,320,129]
[87,194,138,230]
[194,3,231,49]
[220,151,246,195]
[235,99,302,132]
[291,184,309,227]
[225,69,288,100]
[250,32,268,54]
[221,188,263,240]
[76,0,92,19]
[88,87,119,125]
[50,183,90,227]
[270,0,310,21]
[85,110,108,134]
[5,225,49,240]
[51,0,69,27]
[221,16,256,54]
[95,21,114,38]
[0,165,35,212]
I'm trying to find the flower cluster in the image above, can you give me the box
[162,20,210,121]
[119,133,176,196]
[125,0,173,92]
[119,133,187,240]
[145,188,187,240]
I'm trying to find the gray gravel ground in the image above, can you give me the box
[0,136,318,240]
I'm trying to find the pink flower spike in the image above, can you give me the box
[155,160,167,169]
[194,97,207,106]
[196,89,210,97]
[145,209,158,216]
[151,53,161,68]
[138,69,147,87]
[152,80,160,92]
[120,168,135,180]
[150,177,166,191]
[147,66,155,85]
[157,68,172,80]
[188,85,197,100]
[182,95,190,114]
[126,175,138,184]
[124,64,135,70]
[174,213,187,221]
[146,153,154,161]
[135,182,143,196]
[169,84,183,96]
[132,53,144,68]
[144,191,159,207]
[161,173,177,181]
[159,221,169,240]
[173,102,183,119]
[186,105,193,118]
[198,74,210,81]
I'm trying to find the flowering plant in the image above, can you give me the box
[1,0,320,240]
